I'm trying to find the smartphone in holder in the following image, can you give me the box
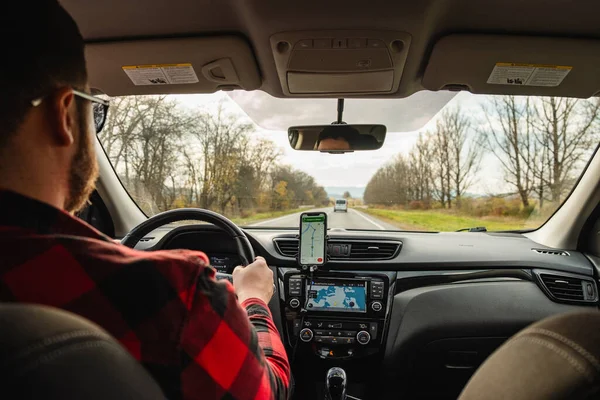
[298,212,327,267]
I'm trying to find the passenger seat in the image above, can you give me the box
[459,311,600,400]
[0,304,165,399]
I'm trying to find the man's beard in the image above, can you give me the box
[64,102,99,213]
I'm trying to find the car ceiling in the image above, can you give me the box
[61,0,600,99]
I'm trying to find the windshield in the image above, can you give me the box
[97,92,599,231]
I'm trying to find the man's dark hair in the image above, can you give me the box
[0,1,87,146]
[317,125,360,147]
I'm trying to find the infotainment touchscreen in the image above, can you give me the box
[306,279,367,312]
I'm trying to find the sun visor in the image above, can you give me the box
[423,34,600,98]
[86,36,261,96]
[270,30,411,97]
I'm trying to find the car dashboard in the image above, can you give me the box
[135,224,600,400]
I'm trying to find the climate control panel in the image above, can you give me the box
[290,318,382,359]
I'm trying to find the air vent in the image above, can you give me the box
[535,271,597,304]
[273,238,298,257]
[532,248,570,256]
[273,238,401,260]
[346,241,400,260]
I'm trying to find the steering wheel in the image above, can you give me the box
[121,208,255,280]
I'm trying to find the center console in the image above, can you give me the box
[281,270,391,361]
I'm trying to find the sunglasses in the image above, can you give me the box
[31,89,110,134]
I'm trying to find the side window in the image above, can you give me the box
[76,191,116,237]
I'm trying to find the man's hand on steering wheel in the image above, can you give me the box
[120,208,276,304]
[232,256,274,305]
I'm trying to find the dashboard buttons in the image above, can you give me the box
[356,330,371,345]
[314,39,332,49]
[348,38,366,49]
[371,281,384,299]
[367,39,386,48]
[314,336,356,345]
[369,323,378,340]
[320,348,331,358]
[292,319,301,335]
[288,277,302,296]
[333,38,347,49]
[297,39,313,49]
[300,328,314,342]
[371,301,383,312]
[289,298,300,309]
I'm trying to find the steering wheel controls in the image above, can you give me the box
[215,273,233,283]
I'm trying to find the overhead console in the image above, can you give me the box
[270,30,411,97]
[423,34,600,98]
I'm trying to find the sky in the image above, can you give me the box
[168,90,516,195]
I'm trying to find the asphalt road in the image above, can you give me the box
[249,207,398,230]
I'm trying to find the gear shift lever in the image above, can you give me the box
[325,367,347,400]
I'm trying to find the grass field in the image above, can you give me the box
[231,208,304,226]
[362,208,540,231]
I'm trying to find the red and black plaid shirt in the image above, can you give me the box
[0,190,290,399]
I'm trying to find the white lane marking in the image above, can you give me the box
[249,209,324,226]
[249,213,301,226]
[350,208,385,230]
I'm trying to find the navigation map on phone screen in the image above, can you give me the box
[299,213,326,265]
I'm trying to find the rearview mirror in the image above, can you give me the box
[288,124,387,153]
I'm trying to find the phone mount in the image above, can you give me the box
[296,234,330,273]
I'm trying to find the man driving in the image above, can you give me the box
[0,2,290,399]
[316,125,360,151]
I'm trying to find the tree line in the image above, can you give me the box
[364,95,600,214]
[98,96,329,216]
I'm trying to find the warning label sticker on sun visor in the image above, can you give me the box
[122,63,199,86]
[487,63,572,87]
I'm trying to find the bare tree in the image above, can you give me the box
[127,97,191,211]
[182,150,201,206]
[99,95,333,218]
[364,155,411,206]
[481,96,536,207]
[234,136,282,212]
[270,165,329,208]
[430,121,453,208]
[365,108,479,210]
[98,95,192,213]
[444,107,481,207]
[190,102,254,211]
[532,97,600,203]
[408,132,434,206]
